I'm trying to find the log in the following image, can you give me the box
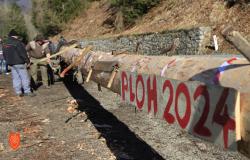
[62,48,250,157]
[222,26,250,62]
[63,49,250,93]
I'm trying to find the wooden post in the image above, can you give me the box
[235,92,241,141]
[85,67,93,83]
[107,66,119,88]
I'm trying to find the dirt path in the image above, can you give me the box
[0,75,248,160]
[0,76,116,160]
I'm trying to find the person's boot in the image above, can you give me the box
[16,93,24,97]
[24,92,36,97]
[41,85,51,89]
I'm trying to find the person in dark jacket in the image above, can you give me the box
[2,30,35,97]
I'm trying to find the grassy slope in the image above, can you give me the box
[58,0,250,54]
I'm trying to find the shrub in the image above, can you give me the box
[32,0,89,36]
[110,0,160,27]
[0,3,28,41]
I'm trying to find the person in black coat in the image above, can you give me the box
[2,29,35,97]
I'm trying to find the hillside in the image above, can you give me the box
[58,0,250,54]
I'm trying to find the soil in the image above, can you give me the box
[0,75,248,160]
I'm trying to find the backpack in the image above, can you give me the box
[48,42,57,54]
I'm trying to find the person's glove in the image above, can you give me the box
[26,63,31,69]
[52,67,57,72]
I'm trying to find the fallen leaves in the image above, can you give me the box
[66,99,79,113]
[67,106,78,113]
[22,140,46,148]
[78,112,87,117]
[0,93,6,98]
[192,141,208,153]
[77,142,86,151]
[0,143,4,151]
[41,118,50,123]
[61,141,66,145]
[67,99,78,105]
[23,125,42,134]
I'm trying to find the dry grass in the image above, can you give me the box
[55,0,250,54]
[53,0,114,40]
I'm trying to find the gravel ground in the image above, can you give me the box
[0,75,248,160]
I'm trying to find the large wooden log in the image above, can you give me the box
[62,48,250,157]
[62,49,250,93]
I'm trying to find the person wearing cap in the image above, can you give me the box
[2,29,35,97]
[26,34,51,89]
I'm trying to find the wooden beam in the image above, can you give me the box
[37,44,78,63]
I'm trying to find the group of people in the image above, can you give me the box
[1,29,54,97]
